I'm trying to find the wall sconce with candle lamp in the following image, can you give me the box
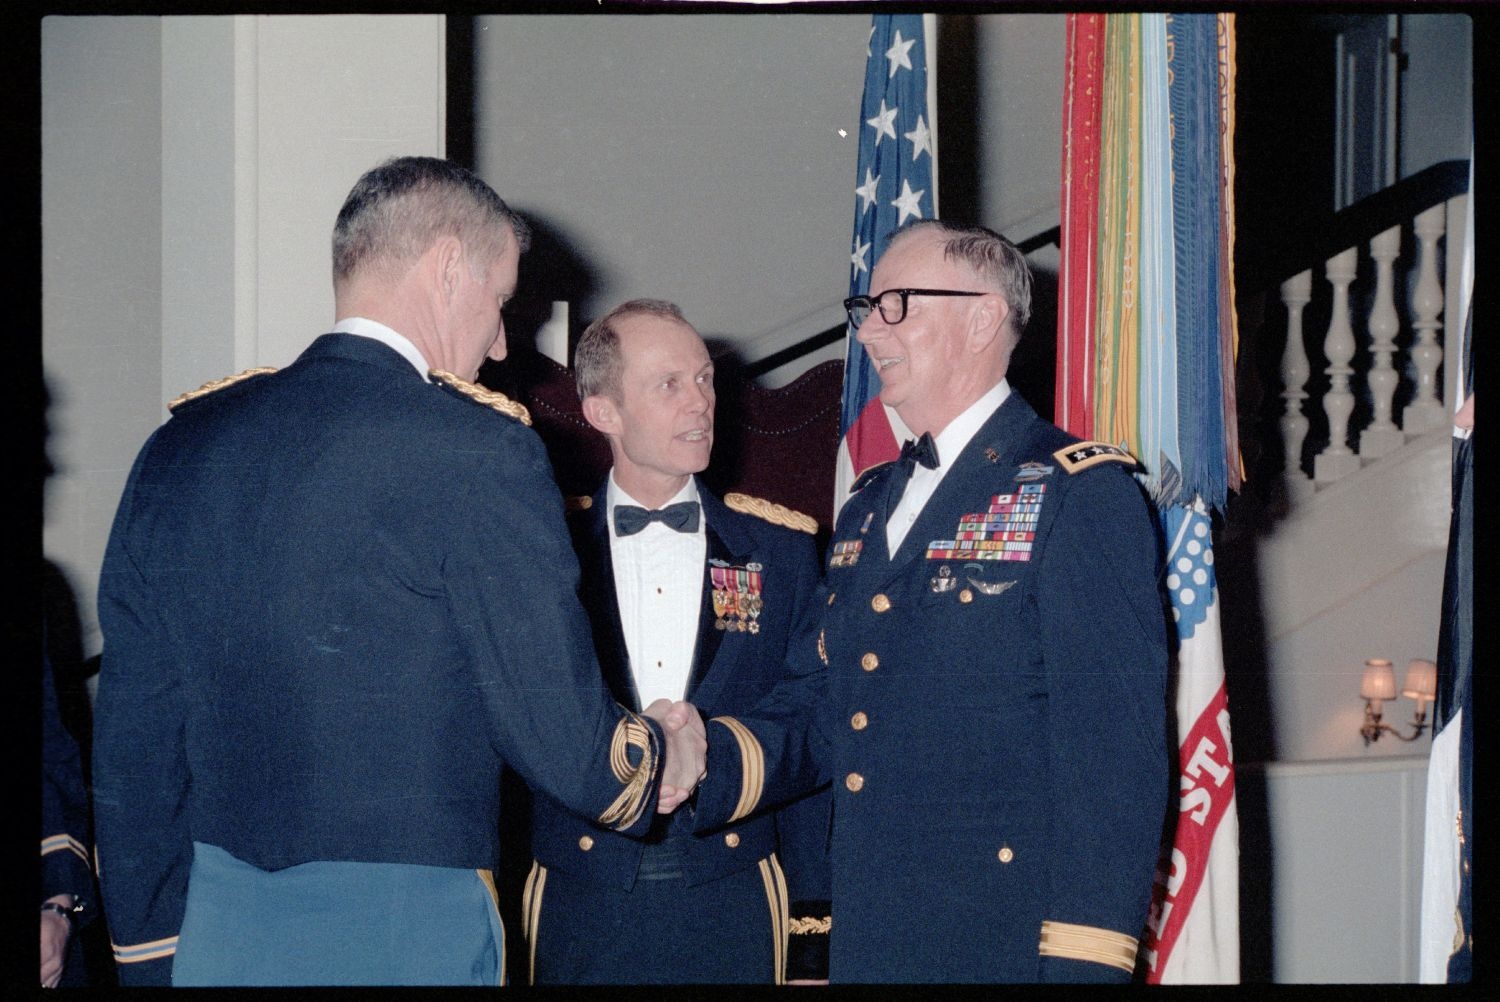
[1359,658,1438,744]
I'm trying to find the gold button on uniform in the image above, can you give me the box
[724,832,741,848]
[851,712,868,731]
[959,589,974,604]
[845,772,865,792]
[871,594,891,613]
[860,652,879,672]
[997,846,1014,864]
[578,836,594,852]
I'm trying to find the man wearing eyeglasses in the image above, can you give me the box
[690,220,1170,983]
[522,299,830,985]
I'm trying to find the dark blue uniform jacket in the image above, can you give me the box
[92,334,665,985]
[529,482,831,976]
[694,391,1171,983]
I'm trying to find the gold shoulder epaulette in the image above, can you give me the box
[1053,441,1139,474]
[167,367,277,412]
[565,495,593,512]
[724,492,819,535]
[429,369,532,427]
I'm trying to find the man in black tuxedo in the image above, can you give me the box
[523,299,830,984]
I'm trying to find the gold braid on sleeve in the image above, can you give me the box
[597,712,657,831]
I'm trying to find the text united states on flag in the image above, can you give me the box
[834,13,933,515]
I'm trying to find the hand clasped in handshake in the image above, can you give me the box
[642,698,707,813]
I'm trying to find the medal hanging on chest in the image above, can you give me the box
[711,562,763,633]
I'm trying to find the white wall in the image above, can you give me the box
[473,14,869,362]
[1399,15,1472,179]
[1244,756,1428,982]
[43,17,164,661]
[472,13,1065,381]
[43,15,445,659]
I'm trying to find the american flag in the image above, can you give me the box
[834,13,936,516]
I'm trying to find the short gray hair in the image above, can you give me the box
[890,219,1032,335]
[574,299,690,401]
[332,156,530,288]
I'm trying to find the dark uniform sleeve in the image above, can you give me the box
[692,556,832,899]
[43,649,94,922]
[1033,466,1170,982]
[442,427,666,835]
[93,433,192,986]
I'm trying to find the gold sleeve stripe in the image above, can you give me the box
[112,935,179,964]
[522,861,547,986]
[598,712,656,831]
[759,854,789,985]
[168,367,277,411]
[429,369,533,426]
[41,834,90,864]
[608,718,653,784]
[711,716,765,823]
[724,492,819,535]
[1037,920,1139,973]
[789,916,832,935]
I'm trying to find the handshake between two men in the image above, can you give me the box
[643,698,708,813]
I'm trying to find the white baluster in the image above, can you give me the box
[1404,203,1446,432]
[1360,225,1403,457]
[1315,247,1361,484]
[1279,270,1314,493]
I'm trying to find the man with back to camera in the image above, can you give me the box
[522,299,831,984]
[686,220,1171,982]
[91,157,704,987]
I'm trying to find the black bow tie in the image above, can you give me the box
[614,501,701,537]
[898,432,940,473]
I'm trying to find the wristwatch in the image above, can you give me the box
[40,897,82,924]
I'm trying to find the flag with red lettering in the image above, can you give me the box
[834,13,931,517]
[1140,499,1239,982]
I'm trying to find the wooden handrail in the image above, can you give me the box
[1241,159,1469,294]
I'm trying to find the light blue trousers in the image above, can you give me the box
[172,841,505,986]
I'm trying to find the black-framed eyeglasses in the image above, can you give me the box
[843,288,987,328]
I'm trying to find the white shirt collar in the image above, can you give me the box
[929,378,1012,472]
[332,316,432,382]
[885,379,1012,557]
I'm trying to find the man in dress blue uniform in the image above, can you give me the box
[524,299,831,984]
[91,157,703,987]
[690,220,1171,982]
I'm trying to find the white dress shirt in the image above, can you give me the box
[607,474,706,707]
[332,316,431,381]
[887,379,1012,555]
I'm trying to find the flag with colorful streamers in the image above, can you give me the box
[1058,12,1242,982]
